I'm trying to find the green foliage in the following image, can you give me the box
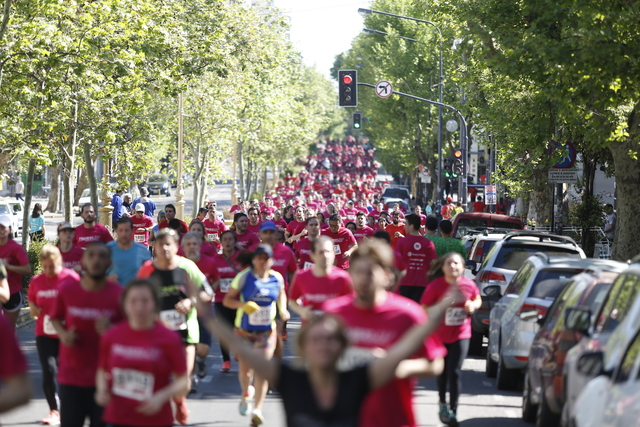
[570,195,605,230]
[22,238,48,291]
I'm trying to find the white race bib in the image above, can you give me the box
[43,315,57,335]
[248,305,274,326]
[219,278,232,293]
[347,215,355,220]
[112,368,154,402]
[338,346,385,371]
[445,307,467,326]
[207,233,218,241]
[160,310,187,331]
[134,234,145,243]
[333,244,342,255]
[303,261,314,270]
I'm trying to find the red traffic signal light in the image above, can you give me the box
[338,70,358,107]
[342,75,353,85]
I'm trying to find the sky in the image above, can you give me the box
[273,0,371,79]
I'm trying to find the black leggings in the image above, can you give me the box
[437,339,469,413]
[59,384,104,427]
[36,336,59,411]
[214,302,236,362]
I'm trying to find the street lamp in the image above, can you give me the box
[359,8,445,207]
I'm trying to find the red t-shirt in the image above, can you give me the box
[289,266,353,310]
[395,235,437,288]
[343,208,358,222]
[285,219,306,237]
[321,227,357,270]
[0,314,27,379]
[99,322,187,426]
[234,230,260,251]
[0,239,29,294]
[247,222,261,235]
[322,293,446,427]
[200,242,217,258]
[473,201,486,213]
[28,268,81,337]
[420,276,480,344]
[158,219,189,234]
[60,245,84,271]
[202,218,227,250]
[51,278,124,387]
[353,225,374,242]
[385,223,406,249]
[271,243,298,291]
[131,214,154,247]
[294,237,314,270]
[212,252,243,303]
[273,219,288,232]
[72,223,114,248]
[194,254,218,285]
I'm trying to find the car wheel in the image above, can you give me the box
[486,338,498,378]
[469,330,483,356]
[496,352,518,390]
[522,373,537,423]
[536,393,560,427]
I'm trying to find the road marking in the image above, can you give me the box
[493,394,505,402]
[505,409,518,418]
[201,375,213,383]
[482,381,492,387]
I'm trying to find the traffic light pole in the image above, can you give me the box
[357,82,468,209]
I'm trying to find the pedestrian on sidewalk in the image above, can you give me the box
[14,176,24,201]
[29,203,46,242]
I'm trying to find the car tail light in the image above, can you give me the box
[515,356,529,361]
[472,241,485,263]
[518,302,549,318]
[478,270,507,286]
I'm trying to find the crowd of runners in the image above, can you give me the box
[0,138,481,427]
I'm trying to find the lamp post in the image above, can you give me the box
[359,8,444,207]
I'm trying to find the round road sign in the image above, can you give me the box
[375,81,393,98]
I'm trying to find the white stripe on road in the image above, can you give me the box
[505,409,518,418]
[493,394,505,402]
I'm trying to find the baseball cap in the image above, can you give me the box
[135,203,145,212]
[253,244,273,258]
[447,197,453,202]
[259,221,277,232]
[57,222,74,232]
[0,215,11,228]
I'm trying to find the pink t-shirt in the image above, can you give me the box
[395,235,437,288]
[131,214,154,246]
[322,293,446,427]
[234,230,260,251]
[72,223,114,248]
[289,266,353,310]
[194,254,218,285]
[246,222,261,234]
[212,252,243,303]
[60,245,84,271]
[285,219,306,237]
[294,237,314,270]
[343,208,358,222]
[28,268,81,337]
[51,278,124,387]
[271,243,298,291]
[0,239,29,294]
[353,225,374,242]
[321,227,357,270]
[202,218,227,250]
[99,322,186,426]
[420,276,480,344]
[273,219,288,232]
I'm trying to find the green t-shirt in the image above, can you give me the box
[425,234,467,259]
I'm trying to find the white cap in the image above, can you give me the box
[135,203,145,212]
[0,215,11,228]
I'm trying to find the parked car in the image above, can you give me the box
[486,255,610,391]
[5,199,24,238]
[381,186,411,207]
[384,199,410,213]
[570,264,640,427]
[561,263,640,426]
[452,212,525,238]
[469,232,585,355]
[0,199,22,238]
[523,262,626,426]
[146,173,171,197]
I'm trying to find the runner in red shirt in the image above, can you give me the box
[420,252,481,425]
[0,313,31,414]
[353,212,375,242]
[50,242,124,427]
[202,202,227,251]
[395,214,437,303]
[385,211,406,249]
[441,197,456,219]
[473,196,487,213]
[232,213,261,251]
[28,245,81,426]
[0,215,31,327]
[158,204,189,234]
[186,221,217,258]
[294,217,321,270]
[284,206,306,244]
[73,203,114,248]
[273,209,288,232]
[322,240,447,427]
[289,236,353,321]
[343,200,358,222]
[131,204,155,247]
[413,205,427,233]
[96,280,188,427]
[322,214,358,270]
[247,207,262,234]
[57,222,84,272]
[259,222,298,292]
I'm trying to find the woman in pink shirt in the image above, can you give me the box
[420,253,481,426]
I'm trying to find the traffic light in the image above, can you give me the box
[443,157,453,178]
[353,112,362,129]
[338,70,358,107]
[453,149,464,178]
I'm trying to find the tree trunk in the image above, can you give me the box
[45,164,60,212]
[83,141,98,210]
[610,137,640,261]
[528,169,553,227]
[260,167,267,197]
[238,142,245,200]
[21,159,36,248]
[74,168,88,206]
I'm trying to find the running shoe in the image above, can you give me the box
[189,376,199,394]
[251,409,265,426]
[42,410,60,425]
[438,403,450,424]
[174,397,189,425]
[239,385,255,416]
[221,360,232,372]
[448,410,458,427]
[281,328,288,341]
[196,357,207,378]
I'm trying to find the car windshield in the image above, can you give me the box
[382,188,409,199]
[493,221,523,229]
[493,245,581,270]
[584,283,613,312]
[456,219,488,237]
[81,189,90,197]
[528,269,583,299]
[0,205,10,214]
[149,174,167,182]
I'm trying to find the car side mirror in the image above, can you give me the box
[566,306,591,336]
[484,285,502,297]
[577,351,609,377]
[465,260,477,274]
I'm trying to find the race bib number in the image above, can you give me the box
[338,347,386,371]
[134,234,145,243]
[333,244,342,255]
[347,215,355,220]
[208,233,218,241]
[219,278,232,293]
[248,305,274,326]
[303,261,314,270]
[43,315,57,335]
[160,310,187,331]
[112,368,154,402]
[445,307,467,326]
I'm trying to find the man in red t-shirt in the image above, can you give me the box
[73,203,114,248]
[57,222,84,273]
[343,200,358,223]
[395,214,437,302]
[441,197,456,219]
[385,211,406,249]
[130,204,155,247]
[285,206,307,244]
[247,207,262,234]
[232,212,260,251]
[0,216,31,327]
[202,202,227,250]
[322,240,446,427]
[473,196,486,213]
[293,217,320,270]
[353,212,375,242]
[322,214,357,270]
[158,204,189,234]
